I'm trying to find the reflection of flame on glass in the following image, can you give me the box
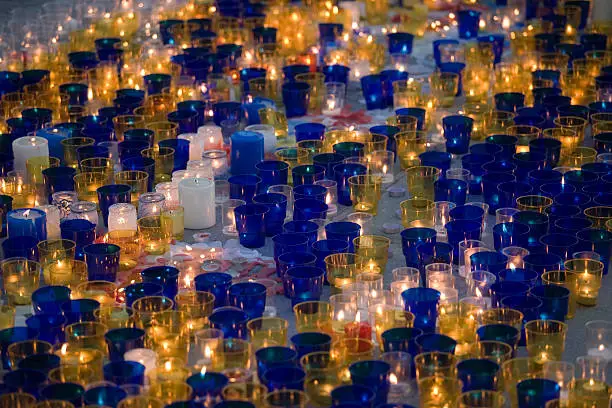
[475,287,482,298]
[337,310,345,321]
[61,343,68,355]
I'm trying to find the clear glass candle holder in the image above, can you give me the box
[1,259,40,305]
[203,150,229,179]
[564,259,604,306]
[138,192,166,218]
[525,319,568,364]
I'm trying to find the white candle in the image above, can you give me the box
[172,170,196,184]
[587,346,612,361]
[198,125,224,150]
[179,133,204,161]
[107,203,138,232]
[186,160,214,179]
[124,348,157,375]
[36,204,61,239]
[202,150,229,178]
[179,178,215,229]
[12,136,49,174]
[155,182,179,207]
[245,124,276,155]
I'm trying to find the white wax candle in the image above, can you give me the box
[186,160,214,179]
[36,204,61,239]
[245,124,276,155]
[178,132,204,161]
[124,348,157,375]
[107,203,138,232]
[155,182,179,207]
[12,136,49,174]
[198,125,224,150]
[179,178,215,229]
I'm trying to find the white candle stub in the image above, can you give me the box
[587,346,612,361]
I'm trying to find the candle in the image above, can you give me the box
[124,348,157,376]
[179,133,204,161]
[199,125,224,151]
[35,204,61,239]
[155,182,179,207]
[138,192,166,218]
[245,124,276,156]
[202,150,229,178]
[344,311,373,344]
[179,178,215,229]
[108,203,138,232]
[12,136,49,173]
[230,131,264,175]
[7,208,47,242]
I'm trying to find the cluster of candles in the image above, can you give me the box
[0,0,609,406]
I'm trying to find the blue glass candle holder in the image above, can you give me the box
[593,132,612,154]
[396,108,426,131]
[564,170,599,191]
[370,125,400,154]
[7,118,36,137]
[293,199,328,221]
[490,281,530,308]
[7,208,47,243]
[272,232,310,262]
[401,287,441,333]
[581,162,612,177]
[450,205,484,223]
[122,157,155,191]
[212,101,242,126]
[485,135,518,163]
[229,175,262,204]
[530,285,570,321]
[580,33,607,52]
[187,371,229,399]
[59,83,89,105]
[334,163,368,206]
[282,65,310,83]
[3,368,46,397]
[532,88,562,107]
[141,265,180,301]
[124,282,163,307]
[360,75,385,110]
[18,353,60,374]
[381,70,408,107]
[26,314,66,344]
[255,346,297,382]
[253,26,277,44]
[499,268,539,287]
[230,131,264,175]
[470,251,509,277]
[2,236,39,260]
[576,228,612,274]
[285,266,325,306]
[461,153,494,195]
[159,139,189,171]
[262,366,306,391]
[119,140,149,161]
[283,220,319,248]
[540,233,578,260]
[529,138,562,169]
[401,227,437,268]
[0,194,11,237]
[554,217,592,235]
[293,184,327,202]
[292,165,326,186]
[83,243,121,282]
[295,123,326,142]
[252,193,288,237]
[524,253,563,275]
[234,203,269,248]
[333,142,365,159]
[331,385,375,408]
[494,92,525,112]
[456,359,500,391]
[76,145,110,164]
[546,204,581,227]
[97,184,132,227]
[60,219,96,261]
[290,332,332,358]
[381,327,423,356]
[388,32,414,54]
[445,220,482,260]
[322,65,350,85]
[470,143,501,156]
[168,110,198,133]
[513,152,546,180]
[194,272,232,307]
[21,108,53,130]
[528,170,563,195]
[516,379,560,408]
[497,181,533,209]
[476,324,520,350]
[103,361,146,385]
[419,151,452,174]
[84,385,128,408]
[60,298,100,324]
[282,82,310,118]
[457,9,481,38]
[541,183,576,198]
[326,221,362,253]
[514,211,549,249]
[209,307,249,339]
[143,74,172,95]
[442,115,473,154]
[40,382,85,407]
[434,179,468,205]
[417,243,453,275]
[104,327,146,362]
[415,333,457,354]
[31,286,70,316]
[255,161,289,192]
[349,360,391,406]
[493,222,530,250]
[312,239,348,271]
[313,153,344,179]
[228,282,267,319]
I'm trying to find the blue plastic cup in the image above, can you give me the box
[97,184,132,227]
[380,70,408,107]
[140,265,180,301]
[228,282,267,320]
[103,361,146,385]
[401,287,441,333]
[295,123,326,142]
[194,272,232,307]
[253,193,288,237]
[326,221,362,253]
[123,282,163,308]
[290,332,332,358]
[3,368,46,397]
[499,268,539,287]
[282,65,310,82]
[513,152,546,180]
[381,327,423,356]
[285,266,325,306]
[554,192,591,210]
[476,324,520,350]
[331,385,375,408]
[576,228,612,274]
[255,346,298,382]
[387,32,415,54]
[60,219,96,261]
[60,298,101,324]
[419,151,452,174]
[360,75,385,110]
[417,242,453,275]
[26,313,66,344]
[493,222,530,250]
[415,333,457,354]
[40,382,85,407]
[292,165,326,187]
[349,360,391,406]
[262,365,306,391]
[31,285,71,315]
[457,9,481,38]
[540,233,578,261]
[104,327,146,362]
[494,92,525,112]
[497,181,534,209]
[282,82,310,118]
[229,174,262,203]
[322,64,350,85]
[83,243,121,282]
[334,163,368,206]
[469,251,509,277]
[293,198,328,221]
[529,138,562,169]
[313,153,345,179]
[524,253,563,276]
[293,184,327,202]
[445,220,482,260]
[513,211,549,250]
[434,179,468,205]
[333,142,365,159]
[517,379,560,408]
[461,153,494,195]
[490,281,530,308]
[256,161,289,193]
[527,169,562,191]
[209,307,250,339]
[272,233,310,274]
[283,220,319,248]
[456,358,500,391]
[546,204,581,226]
[442,115,473,154]
[17,353,60,374]
[312,239,348,271]
[530,284,570,321]
[401,227,437,268]
[84,385,128,408]
[233,203,269,248]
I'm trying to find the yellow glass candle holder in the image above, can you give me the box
[370,303,412,347]
[275,148,310,182]
[477,340,514,365]
[437,312,478,358]
[348,175,382,215]
[0,393,37,408]
[414,351,457,381]
[541,270,578,319]
[138,215,171,255]
[115,170,149,205]
[142,147,175,182]
[80,157,114,183]
[7,340,52,368]
[147,357,190,384]
[353,235,390,273]
[160,205,185,241]
[37,239,77,283]
[392,79,422,109]
[264,390,309,408]
[480,308,524,334]
[293,301,333,334]
[117,396,164,408]
[106,230,140,271]
[94,305,135,330]
[400,198,435,228]
[584,206,612,228]
[0,305,15,330]
[48,365,99,386]
[295,73,325,115]
[325,253,357,294]
[302,360,343,407]
[259,108,288,139]
[331,338,374,365]
[429,71,459,107]
[113,115,145,141]
[146,121,179,145]
[508,125,540,153]
[516,195,553,213]
[501,357,543,406]
[147,317,190,361]
[247,317,288,348]
[363,133,388,156]
[542,127,579,156]
[566,146,598,168]
[405,166,441,201]
[483,111,517,136]
[74,172,106,203]
[564,259,604,306]
[175,291,215,320]
[396,131,427,169]
[132,296,174,329]
[46,258,86,288]
[74,281,117,306]
[1,259,40,306]
[26,156,60,185]
[222,382,268,407]
[458,390,507,408]
[525,319,568,364]
[607,218,612,232]
[65,321,108,353]
[219,338,252,370]
[61,137,95,168]
[418,376,462,407]
[553,116,588,143]
[387,115,418,133]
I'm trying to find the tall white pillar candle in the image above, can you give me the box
[36,205,61,239]
[12,136,49,174]
[245,124,276,155]
[107,203,138,232]
[179,178,215,229]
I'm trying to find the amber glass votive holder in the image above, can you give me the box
[564,259,604,306]
[516,195,553,213]
[114,171,149,205]
[137,215,171,256]
[348,175,383,215]
[80,157,114,183]
[418,376,462,407]
[400,198,435,228]
[325,253,358,294]
[541,270,578,319]
[74,172,107,203]
[74,280,117,306]
[142,147,175,182]
[584,206,612,228]
[293,301,333,333]
[353,235,391,274]
[61,137,95,168]
[2,259,40,305]
[65,321,108,353]
[396,131,427,170]
[405,166,441,201]
[113,115,145,141]
[524,319,568,364]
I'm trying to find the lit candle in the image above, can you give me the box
[344,311,373,342]
[198,125,224,150]
[108,203,138,232]
[179,178,215,229]
[155,182,179,207]
[35,204,61,239]
[12,136,49,174]
[124,348,158,376]
[7,208,47,242]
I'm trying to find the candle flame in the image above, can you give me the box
[389,373,398,385]
[23,209,31,217]
[205,345,212,358]
[599,344,605,351]
[338,310,345,321]
[200,366,207,375]
[186,245,192,251]
[355,310,361,323]
[164,361,172,371]
[475,287,483,298]
[61,343,68,355]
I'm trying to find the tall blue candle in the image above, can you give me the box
[7,208,47,242]
[231,131,264,175]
